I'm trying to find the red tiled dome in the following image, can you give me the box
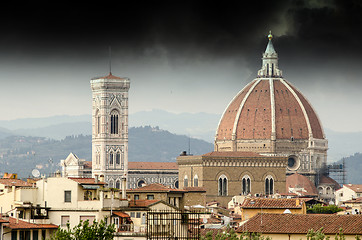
[214,34,326,158]
[215,78,324,141]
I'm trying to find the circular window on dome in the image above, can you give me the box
[137,179,146,188]
[287,156,300,171]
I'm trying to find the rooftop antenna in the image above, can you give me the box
[188,135,191,155]
[109,46,112,75]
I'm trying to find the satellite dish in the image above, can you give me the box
[32,169,40,178]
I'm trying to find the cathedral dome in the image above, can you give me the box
[214,33,328,174]
[215,75,324,142]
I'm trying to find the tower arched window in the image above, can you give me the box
[265,175,274,195]
[116,152,120,165]
[184,175,188,188]
[218,175,228,196]
[109,152,114,166]
[194,174,198,187]
[115,180,120,189]
[95,110,101,135]
[108,179,114,188]
[242,175,251,195]
[110,110,119,134]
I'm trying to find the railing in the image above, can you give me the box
[118,224,133,232]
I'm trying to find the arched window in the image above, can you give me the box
[108,179,114,188]
[95,110,101,135]
[265,175,274,195]
[242,175,251,195]
[115,180,120,189]
[109,152,114,165]
[184,175,188,188]
[110,110,119,134]
[218,175,227,196]
[194,175,198,187]
[116,152,120,165]
[326,187,332,195]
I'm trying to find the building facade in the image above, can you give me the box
[127,162,179,189]
[177,151,287,207]
[90,73,130,187]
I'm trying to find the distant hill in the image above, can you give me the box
[0,126,213,178]
[0,110,362,181]
[334,153,362,184]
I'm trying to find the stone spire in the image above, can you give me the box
[257,31,283,78]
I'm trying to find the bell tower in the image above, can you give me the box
[90,72,130,188]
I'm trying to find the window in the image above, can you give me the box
[64,191,71,202]
[265,175,274,195]
[109,153,114,165]
[184,175,188,188]
[61,216,70,227]
[116,153,120,165]
[218,175,228,196]
[33,230,38,240]
[134,195,139,200]
[130,212,135,218]
[194,175,199,187]
[242,175,251,195]
[137,180,145,188]
[110,110,119,134]
[115,180,120,189]
[11,230,17,240]
[147,195,154,200]
[136,212,141,218]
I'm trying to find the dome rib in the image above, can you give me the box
[215,81,255,141]
[269,78,276,140]
[280,79,313,139]
[232,79,262,141]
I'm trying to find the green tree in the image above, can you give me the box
[306,228,330,240]
[50,219,115,240]
[307,204,343,214]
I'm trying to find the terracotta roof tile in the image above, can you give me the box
[128,162,178,170]
[236,213,362,235]
[0,179,33,187]
[319,175,341,189]
[286,173,318,195]
[5,217,58,229]
[344,184,362,193]
[68,177,106,185]
[241,198,304,209]
[113,212,130,218]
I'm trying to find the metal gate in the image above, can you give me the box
[146,210,200,239]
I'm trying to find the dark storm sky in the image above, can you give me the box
[1,1,361,132]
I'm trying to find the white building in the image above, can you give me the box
[335,184,362,205]
[90,73,130,187]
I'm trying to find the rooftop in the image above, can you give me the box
[236,213,362,235]
[68,177,106,185]
[4,217,58,230]
[128,162,178,170]
[240,198,304,209]
[344,184,362,193]
[0,179,33,187]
